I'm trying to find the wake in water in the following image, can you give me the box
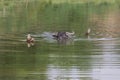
[40,32,75,44]
[39,32,117,42]
[19,32,119,46]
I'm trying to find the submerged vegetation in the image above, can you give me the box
[0,0,119,34]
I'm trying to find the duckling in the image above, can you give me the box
[26,34,35,47]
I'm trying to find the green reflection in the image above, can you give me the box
[0,0,120,80]
[0,0,119,34]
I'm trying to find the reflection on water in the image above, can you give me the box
[45,39,120,80]
[0,3,120,79]
[90,11,120,37]
[0,31,120,80]
[0,32,120,80]
[91,40,120,80]
[47,65,83,80]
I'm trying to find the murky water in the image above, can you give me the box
[0,1,120,80]
[0,32,120,80]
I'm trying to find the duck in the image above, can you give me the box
[85,28,91,36]
[52,31,75,40]
[26,34,35,47]
[52,32,68,40]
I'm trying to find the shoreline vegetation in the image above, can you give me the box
[0,0,120,35]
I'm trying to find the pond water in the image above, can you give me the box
[0,32,120,80]
[0,1,120,80]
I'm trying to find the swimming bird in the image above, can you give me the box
[52,31,75,44]
[52,31,75,40]
[52,32,68,40]
[26,34,35,47]
[85,28,91,36]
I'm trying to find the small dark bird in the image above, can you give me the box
[52,31,75,40]
[52,32,68,40]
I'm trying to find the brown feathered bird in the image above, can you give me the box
[26,34,35,47]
